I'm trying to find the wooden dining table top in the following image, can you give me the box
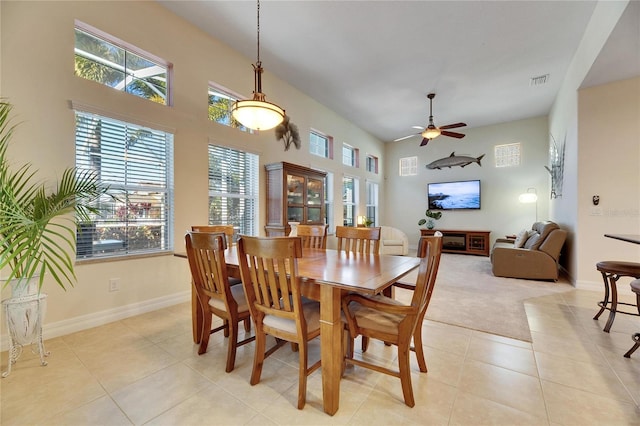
[175,247,421,294]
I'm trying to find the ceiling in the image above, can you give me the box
[157,1,639,143]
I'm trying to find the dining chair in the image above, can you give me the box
[335,226,381,254]
[237,235,322,409]
[297,224,328,249]
[341,235,442,407]
[191,224,235,247]
[185,231,254,372]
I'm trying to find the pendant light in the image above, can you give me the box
[231,0,285,131]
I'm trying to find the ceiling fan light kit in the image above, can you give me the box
[231,0,285,131]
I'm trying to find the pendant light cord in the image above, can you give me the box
[256,0,261,65]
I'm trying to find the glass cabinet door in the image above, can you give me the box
[307,178,323,206]
[307,207,322,223]
[287,207,303,222]
[287,175,305,205]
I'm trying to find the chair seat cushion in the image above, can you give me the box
[264,299,321,334]
[348,294,405,335]
[208,284,250,313]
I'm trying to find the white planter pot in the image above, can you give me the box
[2,277,49,378]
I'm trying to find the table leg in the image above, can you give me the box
[320,285,342,416]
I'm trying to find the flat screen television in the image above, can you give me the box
[427,180,481,210]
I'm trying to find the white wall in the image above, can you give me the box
[0,1,384,341]
[384,116,550,249]
[576,77,640,287]
[548,0,632,286]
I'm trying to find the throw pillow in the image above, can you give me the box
[524,232,541,249]
[514,229,530,248]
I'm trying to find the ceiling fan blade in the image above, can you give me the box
[393,133,420,142]
[439,122,467,130]
[441,130,466,139]
[419,138,430,147]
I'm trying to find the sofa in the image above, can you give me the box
[380,226,409,256]
[491,221,567,281]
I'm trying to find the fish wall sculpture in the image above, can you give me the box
[426,152,485,169]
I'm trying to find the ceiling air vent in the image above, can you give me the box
[530,74,549,87]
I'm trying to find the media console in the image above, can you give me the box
[420,229,491,256]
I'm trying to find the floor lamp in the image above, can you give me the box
[518,188,538,222]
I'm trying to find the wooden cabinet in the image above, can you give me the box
[265,162,326,236]
[420,229,491,256]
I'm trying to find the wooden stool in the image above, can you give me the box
[623,279,640,358]
[593,261,640,332]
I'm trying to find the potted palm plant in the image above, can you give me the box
[0,100,109,376]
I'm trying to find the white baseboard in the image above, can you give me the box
[1,291,191,352]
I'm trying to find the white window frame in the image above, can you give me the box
[342,175,358,227]
[310,130,333,159]
[207,144,259,238]
[365,180,379,226]
[399,156,418,176]
[366,154,379,174]
[74,110,174,260]
[74,21,171,106]
[323,172,334,234]
[342,144,359,167]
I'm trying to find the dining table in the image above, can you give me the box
[176,246,420,415]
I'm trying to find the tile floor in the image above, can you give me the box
[1,289,639,425]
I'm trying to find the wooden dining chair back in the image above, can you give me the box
[185,231,254,372]
[335,226,381,254]
[341,235,442,407]
[297,224,328,249]
[237,235,322,409]
[191,225,235,247]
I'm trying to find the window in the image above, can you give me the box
[208,85,254,133]
[75,111,174,259]
[399,156,418,176]
[74,22,170,105]
[494,143,521,167]
[365,181,379,226]
[366,155,378,174]
[342,176,358,227]
[208,145,259,239]
[342,144,359,167]
[310,130,332,158]
[324,172,334,233]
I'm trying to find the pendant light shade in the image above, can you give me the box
[231,0,284,131]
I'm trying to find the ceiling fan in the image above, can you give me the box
[394,93,467,146]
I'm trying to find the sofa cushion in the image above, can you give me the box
[526,221,560,250]
[514,229,530,248]
[382,239,404,246]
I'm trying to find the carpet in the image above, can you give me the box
[398,253,574,342]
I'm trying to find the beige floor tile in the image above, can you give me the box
[49,395,132,426]
[73,339,180,393]
[535,351,635,403]
[457,359,546,416]
[466,335,538,377]
[419,321,472,355]
[145,382,259,425]
[449,390,549,425]
[1,355,106,425]
[111,362,212,425]
[349,387,423,426]
[531,330,608,365]
[542,380,640,425]
[412,345,465,387]
[471,329,533,350]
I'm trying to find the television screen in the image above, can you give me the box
[428,180,481,210]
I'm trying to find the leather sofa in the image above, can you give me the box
[380,226,409,256]
[491,221,567,281]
